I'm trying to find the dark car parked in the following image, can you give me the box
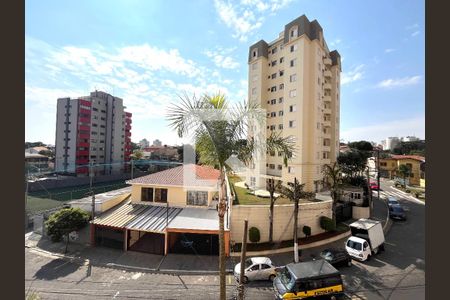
[319,248,352,268]
[387,196,400,208]
[389,204,407,220]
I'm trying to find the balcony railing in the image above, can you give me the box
[324,70,332,77]
[323,83,332,90]
[324,58,332,65]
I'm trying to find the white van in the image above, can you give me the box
[345,219,385,261]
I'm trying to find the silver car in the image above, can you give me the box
[234,257,277,283]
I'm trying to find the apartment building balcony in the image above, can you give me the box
[125,132,132,137]
[324,70,332,77]
[322,145,331,152]
[323,108,332,114]
[78,125,90,131]
[266,168,282,177]
[125,125,132,130]
[323,95,331,102]
[76,150,89,156]
[76,158,89,165]
[324,58,332,65]
[78,133,90,139]
[323,83,332,90]
[79,108,91,115]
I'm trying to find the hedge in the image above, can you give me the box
[248,227,261,243]
[320,216,336,232]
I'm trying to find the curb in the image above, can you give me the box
[382,197,393,235]
[230,230,351,257]
[391,186,425,205]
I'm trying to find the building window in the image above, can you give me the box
[289,105,297,112]
[270,112,276,117]
[290,27,298,38]
[279,124,283,130]
[101,117,106,121]
[91,131,97,135]
[271,86,277,92]
[290,59,297,67]
[280,57,284,64]
[154,188,168,203]
[269,164,275,169]
[270,125,276,131]
[279,70,284,76]
[290,44,298,52]
[289,120,296,128]
[279,97,284,103]
[279,83,284,90]
[271,73,277,79]
[92,123,98,127]
[289,89,297,98]
[141,187,154,202]
[288,166,295,173]
[271,47,277,54]
[279,110,284,116]
[278,165,282,170]
[271,60,277,66]
[290,74,297,82]
[271,99,276,105]
[187,191,208,206]
[101,110,106,113]
[252,49,258,58]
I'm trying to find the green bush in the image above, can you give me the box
[45,207,90,242]
[320,216,336,232]
[248,227,261,243]
[302,225,311,238]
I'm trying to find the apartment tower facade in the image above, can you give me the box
[247,15,341,191]
[55,91,132,176]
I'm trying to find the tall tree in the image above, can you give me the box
[398,164,411,188]
[267,177,282,243]
[281,178,315,263]
[167,93,294,300]
[322,162,343,224]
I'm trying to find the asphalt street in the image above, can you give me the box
[25,179,425,300]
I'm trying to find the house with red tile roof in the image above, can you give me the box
[90,164,231,256]
[379,155,425,186]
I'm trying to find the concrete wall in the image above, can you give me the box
[352,206,370,219]
[230,200,332,244]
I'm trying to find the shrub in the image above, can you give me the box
[248,227,261,243]
[45,207,90,242]
[302,225,311,238]
[320,216,336,232]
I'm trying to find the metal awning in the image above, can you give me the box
[92,202,183,233]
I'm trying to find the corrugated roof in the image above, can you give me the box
[92,202,183,233]
[168,207,220,231]
[126,164,220,188]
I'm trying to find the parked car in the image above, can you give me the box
[234,257,277,283]
[387,196,400,208]
[320,248,352,267]
[369,182,379,190]
[389,204,407,220]
[273,259,344,300]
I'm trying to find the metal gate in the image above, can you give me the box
[336,202,353,223]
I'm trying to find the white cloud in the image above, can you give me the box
[411,30,420,37]
[384,48,396,53]
[405,23,419,30]
[376,76,422,89]
[341,116,425,143]
[214,0,293,41]
[330,38,342,47]
[341,64,365,85]
[204,47,240,69]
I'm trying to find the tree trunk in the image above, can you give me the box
[218,171,227,300]
[65,233,69,254]
[293,199,299,263]
[269,197,274,243]
[331,191,337,225]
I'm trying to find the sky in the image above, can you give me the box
[25,0,425,146]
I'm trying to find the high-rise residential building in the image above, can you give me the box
[139,138,150,149]
[247,15,341,191]
[385,137,400,150]
[153,139,162,147]
[55,91,132,176]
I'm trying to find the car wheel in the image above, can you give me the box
[347,259,352,267]
[366,254,371,261]
[269,274,276,281]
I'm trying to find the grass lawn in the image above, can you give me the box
[26,196,68,213]
[28,180,129,201]
[228,174,310,205]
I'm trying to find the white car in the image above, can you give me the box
[345,236,372,261]
[234,257,277,283]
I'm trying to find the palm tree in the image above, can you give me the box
[166,93,294,300]
[281,178,315,263]
[322,162,343,225]
[267,177,282,243]
[398,164,411,188]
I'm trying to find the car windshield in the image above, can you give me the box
[392,206,404,212]
[279,268,295,291]
[347,240,362,251]
[244,259,253,268]
[320,251,333,259]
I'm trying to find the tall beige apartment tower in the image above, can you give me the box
[247,15,341,192]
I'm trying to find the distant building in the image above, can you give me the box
[139,138,150,149]
[379,155,425,186]
[153,139,162,147]
[55,91,132,176]
[402,136,420,142]
[25,146,49,154]
[25,153,49,172]
[384,137,400,150]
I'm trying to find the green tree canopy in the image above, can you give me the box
[45,207,90,243]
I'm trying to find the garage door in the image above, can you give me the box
[95,226,124,249]
[128,231,165,255]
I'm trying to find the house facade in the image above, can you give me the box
[379,155,425,186]
[91,164,231,256]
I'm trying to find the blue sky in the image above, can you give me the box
[25,0,424,146]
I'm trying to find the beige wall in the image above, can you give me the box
[100,193,131,212]
[130,184,216,208]
[230,200,332,244]
[352,206,370,219]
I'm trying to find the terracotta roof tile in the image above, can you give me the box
[126,164,220,188]
[391,155,425,162]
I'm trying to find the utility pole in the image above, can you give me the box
[238,219,248,300]
[89,162,95,221]
[131,159,134,179]
[377,149,381,205]
[366,165,372,217]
